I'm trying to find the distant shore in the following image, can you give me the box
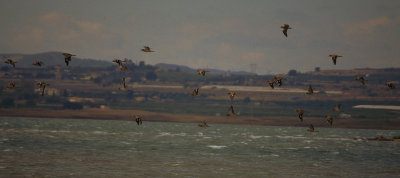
[0,108,399,130]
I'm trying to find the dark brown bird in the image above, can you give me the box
[198,121,209,127]
[274,76,285,87]
[325,115,333,126]
[141,46,154,52]
[191,88,199,96]
[4,59,17,68]
[133,115,143,125]
[329,54,342,65]
[226,105,238,116]
[385,81,396,89]
[36,81,49,96]
[197,69,209,76]
[332,104,342,112]
[6,81,18,89]
[112,59,127,66]
[307,124,317,132]
[281,24,292,37]
[306,85,314,95]
[355,76,367,85]
[32,61,44,67]
[267,79,275,89]
[228,91,236,100]
[296,109,305,122]
[62,53,76,66]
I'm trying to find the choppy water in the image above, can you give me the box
[0,117,399,177]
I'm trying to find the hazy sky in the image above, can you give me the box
[1,0,400,74]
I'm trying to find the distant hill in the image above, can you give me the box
[155,63,255,75]
[0,52,113,68]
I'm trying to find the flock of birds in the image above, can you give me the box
[2,24,398,131]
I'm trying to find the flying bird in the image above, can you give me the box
[385,81,396,89]
[198,121,209,127]
[228,91,236,100]
[267,79,275,89]
[280,24,292,37]
[36,81,49,96]
[296,109,305,122]
[332,104,342,112]
[141,46,154,52]
[133,115,143,125]
[4,59,17,68]
[355,76,367,85]
[32,61,44,67]
[62,53,76,66]
[197,69,209,76]
[307,124,317,132]
[226,105,238,116]
[306,85,314,95]
[6,81,18,89]
[112,59,127,66]
[329,54,342,65]
[325,115,333,127]
[274,76,284,87]
[191,88,199,96]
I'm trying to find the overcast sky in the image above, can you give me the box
[1,0,400,74]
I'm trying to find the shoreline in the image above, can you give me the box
[1,108,399,130]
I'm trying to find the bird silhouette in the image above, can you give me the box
[112,59,127,66]
[32,61,44,67]
[306,85,314,95]
[385,81,396,89]
[325,115,333,127]
[6,81,18,89]
[329,54,342,65]
[226,105,238,116]
[62,53,76,66]
[133,115,143,125]
[355,76,367,85]
[267,79,275,89]
[281,24,292,37]
[191,88,199,96]
[332,104,343,112]
[228,91,236,100]
[141,46,155,52]
[36,81,49,96]
[197,69,209,76]
[4,59,17,68]
[296,109,305,122]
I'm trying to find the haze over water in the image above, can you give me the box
[1,117,399,177]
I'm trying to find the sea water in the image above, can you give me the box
[0,117,399,177]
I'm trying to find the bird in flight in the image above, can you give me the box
[307,124,317,132]
[36,81,49,96]
[4,59,17,68]
[32,61,44,67]
[306,85,314,95]
[329,54,342,65]
[191,88,199,96]
[133,115,143,125]
[280,24,292,37]
[355,76,367,85]
[267,79,275,89]
[6,81,18,89]
[325,115,333,127]
[112,59,127,66]
[296,109,305,122]
[141,46,155,52]
[227,91,236,100]
[332,104,343,112]
[226,105,238,116]
[62,53,76,66]
[385,81,396,89]
[197,69,209,76]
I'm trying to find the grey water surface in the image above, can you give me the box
[0,117,399,177]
